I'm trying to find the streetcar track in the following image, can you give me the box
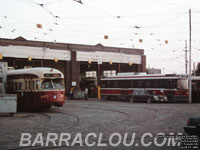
[65,106,133,134]
[52,111,80,130]
[69,106,131,126]
[37,113,51,121]
[0,111,80,147]
[37,109,81,130]
[2,101,197,150]
[66,103,184,135]
[67,105,158,136]
[64,104,173,130]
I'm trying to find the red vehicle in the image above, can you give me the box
[7,67,65,111]
[101,73,196,102]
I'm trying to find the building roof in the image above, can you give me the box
[0,37,144,55]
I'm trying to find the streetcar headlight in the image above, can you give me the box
[154,96,158,100]
[54,95,57,99]
[60,94,64,98]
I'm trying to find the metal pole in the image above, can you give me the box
[193,62,196,76]
[97,63,101,100]
[189,9,192,104]
[184,40,188,74]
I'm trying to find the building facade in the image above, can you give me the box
[147,68,161,74]
[0,37,146,95]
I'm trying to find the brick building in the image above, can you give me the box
[0,37,146,94]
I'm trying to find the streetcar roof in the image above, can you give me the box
[192,76,200,80]
[101,74,186,80]
[7,67,64,79]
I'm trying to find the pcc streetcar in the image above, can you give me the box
[101,73,200,102]
[7,67,65,111]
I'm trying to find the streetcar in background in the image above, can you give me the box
[101,72,200,103]
[7,67,65,111]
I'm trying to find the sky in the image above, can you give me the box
[0,0,200,74]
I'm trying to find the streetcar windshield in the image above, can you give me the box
[53,79,65,89]
[177,79,188,90]
[41,79,64,90]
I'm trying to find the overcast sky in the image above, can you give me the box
[0,0,200,74]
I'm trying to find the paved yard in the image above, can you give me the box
[0,99,199,150]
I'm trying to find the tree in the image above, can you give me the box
[194,62,200,76]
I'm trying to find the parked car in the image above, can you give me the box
[184,117,200,136]
[129,90,167,103]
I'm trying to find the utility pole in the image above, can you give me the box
[188,9,192,104]
[184,40,188,74]
[193,62,196,76]
[162,67,165,74]
[97,61,102,100]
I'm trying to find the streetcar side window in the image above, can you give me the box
[19,82,23,90]
[29,80,31,90]
[112,80,119,88]
[165,79,177,89]
[106,81,111,88]
[32,80,35,90]
[121,80,128,88]
[25,80,28,90]
[154,80,160,88]
[14,82,18,90]
[138,80,144,88]
[159,80,165,88]
[145,80,152,88]
[130,80,134,88]
[36,80,39,90]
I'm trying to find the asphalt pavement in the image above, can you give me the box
[0,98,199,150]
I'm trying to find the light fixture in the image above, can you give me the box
[109,60,112,65]
[104,35,108,39]
[139,39,143,43]
[88,60,92,64]
[129,62,133,66]
[28,56,32,61]
[54,58,58,62]
[36,24,42,29]
[0,53,3,60]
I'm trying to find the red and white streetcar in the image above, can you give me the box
[7,67,65,111]
[101,73,200,102]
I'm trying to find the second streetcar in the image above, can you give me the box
[101,73,199,103]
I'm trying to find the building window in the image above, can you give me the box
[103,70,116,77]
[86,71,97,77]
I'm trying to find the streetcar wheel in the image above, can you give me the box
[9,113,14,117]
[147,98,152,104]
